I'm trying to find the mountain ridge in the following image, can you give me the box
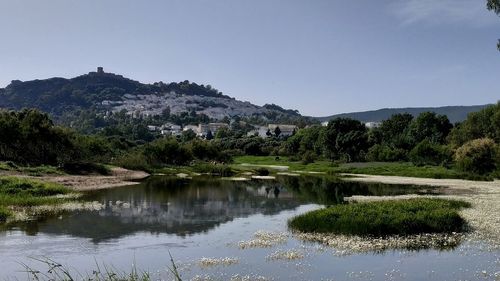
[0,68,305,124]
[0,68,492,125]
[316,105,491,124]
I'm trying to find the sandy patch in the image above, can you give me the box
[251,175,276,180]
[35,167,149,191]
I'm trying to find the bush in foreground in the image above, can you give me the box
[288,198,470,236]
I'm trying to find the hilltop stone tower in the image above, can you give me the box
[97,67,104,74]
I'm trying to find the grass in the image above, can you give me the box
[191,163,234,177]
[233,156,490,180]
[335,162,468,179]
[0,176,71,222]
[233,155,337,173]
[0,161,63,176]
[21,255,183,281]
[288,198,470,236]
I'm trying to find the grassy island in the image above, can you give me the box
[288,198,470,236]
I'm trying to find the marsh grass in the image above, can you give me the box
[21,255,183,281]
[0,177,70,221]
[0,161,63,176]
[191,163,234,177]
[233,156,493,180]
[288,198,470,236]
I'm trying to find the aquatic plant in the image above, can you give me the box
[288,198,470,236]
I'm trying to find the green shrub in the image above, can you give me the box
[61,162,110,175]
[367,144,408,162]
[409,140,452,166]
[454,138,497,175]
[288,198,470,236]
[115,152,151,172]
[301,151,316,164]
[255,167,270,176]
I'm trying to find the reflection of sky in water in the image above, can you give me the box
[0,176,497,280]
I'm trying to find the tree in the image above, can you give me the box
[266,129,272,137]
[181,129,197,142]
[379,113,413,150]
[205,130,214,140]
[274,126,281,138]
[407,112,452,145]
[487,0,500,50]
[448,102,500,147]
[215,127,231,139]
[323,118,369,162]
[409,140,452,166]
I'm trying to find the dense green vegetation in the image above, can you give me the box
[288,198,470,236]
[0,72,315,135]
[317,105,489,124]
[0,177,70,221]
[279,103,500,178]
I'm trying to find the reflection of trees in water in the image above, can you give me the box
[278,176,437,205]
[12,177,302,242]
[10,176,437,243]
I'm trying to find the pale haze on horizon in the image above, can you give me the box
[0,0,498,116]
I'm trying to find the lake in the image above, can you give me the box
[0,175,498,280]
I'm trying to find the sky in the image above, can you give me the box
[0,0,498,116]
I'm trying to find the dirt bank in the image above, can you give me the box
[1,167,149,191]
[42,167,149,191]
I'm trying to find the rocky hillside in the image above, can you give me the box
[0,68,302,122]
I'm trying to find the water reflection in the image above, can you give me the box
[8,175,438,243]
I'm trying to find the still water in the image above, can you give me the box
[0,176,498,280]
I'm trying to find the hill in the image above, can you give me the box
[0,68,306,125]
[316,105,491,124]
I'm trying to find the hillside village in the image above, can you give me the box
[147,121,299,139]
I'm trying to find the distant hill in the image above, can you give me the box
[0,68,305,124]
[316,105,491,124]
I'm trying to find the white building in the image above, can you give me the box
[364,122,382,129]
[160,123,182,136]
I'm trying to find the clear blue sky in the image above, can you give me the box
[0,0,498,116]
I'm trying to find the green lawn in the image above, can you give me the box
[288,198,470,236]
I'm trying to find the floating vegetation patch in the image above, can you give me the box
[191,274,270,281]
[294,232,465,254]
[198,257,239,267]
[238,230,288,249]
[266,249,304,261]
[11,201,104,221]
